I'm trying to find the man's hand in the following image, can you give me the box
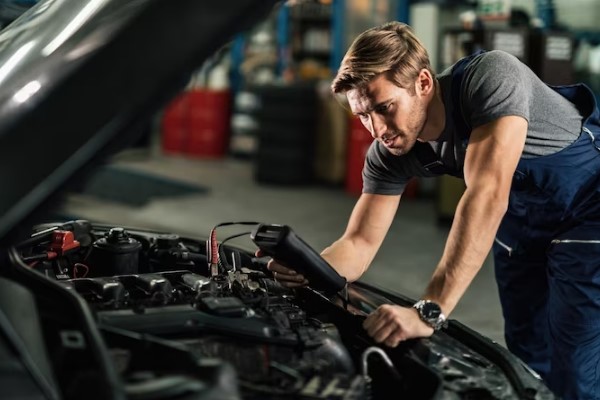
[363,304,434,347]
[255,249,309,288]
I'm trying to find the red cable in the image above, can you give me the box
[210,229,218,265]
[73,263,89,278]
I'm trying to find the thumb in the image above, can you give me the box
[255,249,266,258]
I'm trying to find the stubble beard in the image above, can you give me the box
[387,101,428,156]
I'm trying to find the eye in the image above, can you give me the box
[375,103,391,114]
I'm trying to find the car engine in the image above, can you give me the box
[9,220,554,400]
[16,220,377,399]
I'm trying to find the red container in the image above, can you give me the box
[161,89,231,158]
[186,90,231,158]
[161,93,189,154]
[345,116,373,196]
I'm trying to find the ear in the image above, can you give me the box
[415,69,434,97]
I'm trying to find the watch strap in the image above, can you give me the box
[413,299,447,331]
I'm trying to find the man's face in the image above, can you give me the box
[346,74,428,156]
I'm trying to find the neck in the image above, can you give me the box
[418,79,445,142]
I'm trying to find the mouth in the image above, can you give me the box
[381,134,400,148]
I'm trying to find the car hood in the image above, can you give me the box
[0,0,279,244]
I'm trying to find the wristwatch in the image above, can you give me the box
[413,300,447,331]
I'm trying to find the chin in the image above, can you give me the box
[387,139,416,156]
[387,148,404,156]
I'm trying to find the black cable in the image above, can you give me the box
[15,226,58,249]
[217,231,253,272]
[21,253,50,262]
[211,221,261,229]
[262,279,270,309]
[207,222,260,273]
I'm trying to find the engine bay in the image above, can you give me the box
[17,220,377,399]
[9,220,550,400]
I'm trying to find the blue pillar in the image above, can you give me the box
[330,0,345,74]
[535,0,556,29]
[397,0,410,24]
[276,3,290,77]
[229,34,246,93]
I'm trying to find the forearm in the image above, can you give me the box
[321,236,376,282]
[424,187,508,315]
[321,193,400,282]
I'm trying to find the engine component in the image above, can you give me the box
[148,234,202,272]
[197,296,249,317]
[59,261,364,398]
[60,277,127,308]
[88,228,142,277]
[49,230,80,256]
[180,272,211,291]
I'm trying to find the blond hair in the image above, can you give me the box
[331,22,434,95]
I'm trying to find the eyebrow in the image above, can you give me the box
[353,98,393,116]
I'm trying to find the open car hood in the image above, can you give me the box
[0,2,558,399]
[0,0,278,244]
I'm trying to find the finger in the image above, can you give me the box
[371,323,397,344]
[384,331,405,348]
[363,313,389,335]
[267,261,298,276]
[255,249,264,257]
[366,318,392,339]
[363,306,390,330]
[273,271,305,283]
[384,326,410,347]
[362,311,380,331]
[278,279,309,288]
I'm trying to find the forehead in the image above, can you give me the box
[346,74,398,113]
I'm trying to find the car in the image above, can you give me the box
[0,0,556,399]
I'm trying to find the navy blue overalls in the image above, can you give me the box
[448,53,600,399]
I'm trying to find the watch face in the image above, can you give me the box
[421,302,441,319]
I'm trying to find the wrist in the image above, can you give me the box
[413,299,447,331]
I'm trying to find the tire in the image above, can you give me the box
[254,147,313,184]
[248,83,318,185]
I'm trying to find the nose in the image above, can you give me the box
[368,114,387,140]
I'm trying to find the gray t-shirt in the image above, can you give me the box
[363,50,583,195]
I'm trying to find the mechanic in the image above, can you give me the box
[264,21,600,399]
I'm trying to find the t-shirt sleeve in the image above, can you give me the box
[362,140,410,195]
[461,50,532,128]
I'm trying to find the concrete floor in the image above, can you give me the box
[61,149,505,346]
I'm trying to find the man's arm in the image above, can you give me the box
[321,193,401,281]
[266,193,400,286]
[363,115,527,347]
[424,115,527,315]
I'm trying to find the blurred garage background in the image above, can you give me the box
[4,0,600,346]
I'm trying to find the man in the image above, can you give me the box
[267,21,600,399]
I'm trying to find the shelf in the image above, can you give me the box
[287,2,334,73]
[293,50,331,60]
[288,2,331,20]
[290,15,331,23]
